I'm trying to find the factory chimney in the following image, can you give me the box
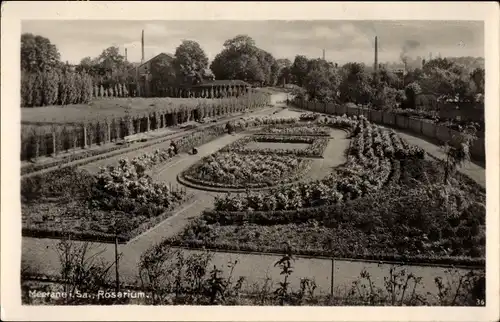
[125,48,128,62]
[374,36,379,83]
[141,29,145,64]
[322,49,325,60]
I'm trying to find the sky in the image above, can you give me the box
[22,20,484,66]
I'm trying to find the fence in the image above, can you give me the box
[294,98,486,161]
[21,91,271,161]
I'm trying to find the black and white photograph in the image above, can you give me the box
[1,2,499,321]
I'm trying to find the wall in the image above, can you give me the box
[294,98,485,161]
[438,102,484,122]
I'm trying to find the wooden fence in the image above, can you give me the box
[294,98,486,161]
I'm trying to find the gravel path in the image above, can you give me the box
[307,129,350,181]
[392,129,485,188]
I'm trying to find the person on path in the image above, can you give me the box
[170,141,178,155]
[226,121,234,135]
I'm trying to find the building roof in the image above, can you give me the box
[191,80,250,88]
[128,52,175,73]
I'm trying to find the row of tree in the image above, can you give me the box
[21,70,94,107]
[22,32,292,91]
[288,54,485,110]
[21,31,485,110]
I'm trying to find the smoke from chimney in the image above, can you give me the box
[400,39,420,66]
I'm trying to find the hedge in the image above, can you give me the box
[21,70,95,107]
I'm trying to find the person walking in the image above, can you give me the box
[170,141,178,155]
[226,121,234,135]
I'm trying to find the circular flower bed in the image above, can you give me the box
[181,152,312,189]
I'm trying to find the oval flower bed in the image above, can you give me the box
[220,135,329,158]
[180,152,312,189]
[256,123,331,136]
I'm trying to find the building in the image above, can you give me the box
[127,53,249,98]
[125,28,250,98]
[128,53,176,97]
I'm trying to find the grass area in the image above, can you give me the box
[21,97,236,124]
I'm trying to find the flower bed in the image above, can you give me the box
[22,149,192,243]
[300,113,321,121]
[213,117,425,212]
[256,123,331,136]
[22,195,194,243]
[220,135,329,158]
[171,163,485,266]
[180,152,312,189]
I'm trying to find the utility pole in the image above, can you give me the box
[115,234,120,293]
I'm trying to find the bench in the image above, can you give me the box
[124,133,149,144]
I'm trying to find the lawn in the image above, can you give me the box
[21,97,237,124]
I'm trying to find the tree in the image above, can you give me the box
[150,54,177,96]
[422,58,455,74]
[79,46,133,87]
[210,35,276,85]
[173,40,209,83]
[290,55,309,87]
[442,128,477,184]
[223,34,256,53]
[338,63,373,105]
[420,64,476,103]
[21,33,61,73]
[276,58,292,86]
[403,82,422,109]
[377,68,400,89]
[470,67,485,95]
[373,85,406,110]
[303,59,341,102]
[76,56,99,74]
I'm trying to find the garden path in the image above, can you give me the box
[306,129,350,181]
[391,129,486,188]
